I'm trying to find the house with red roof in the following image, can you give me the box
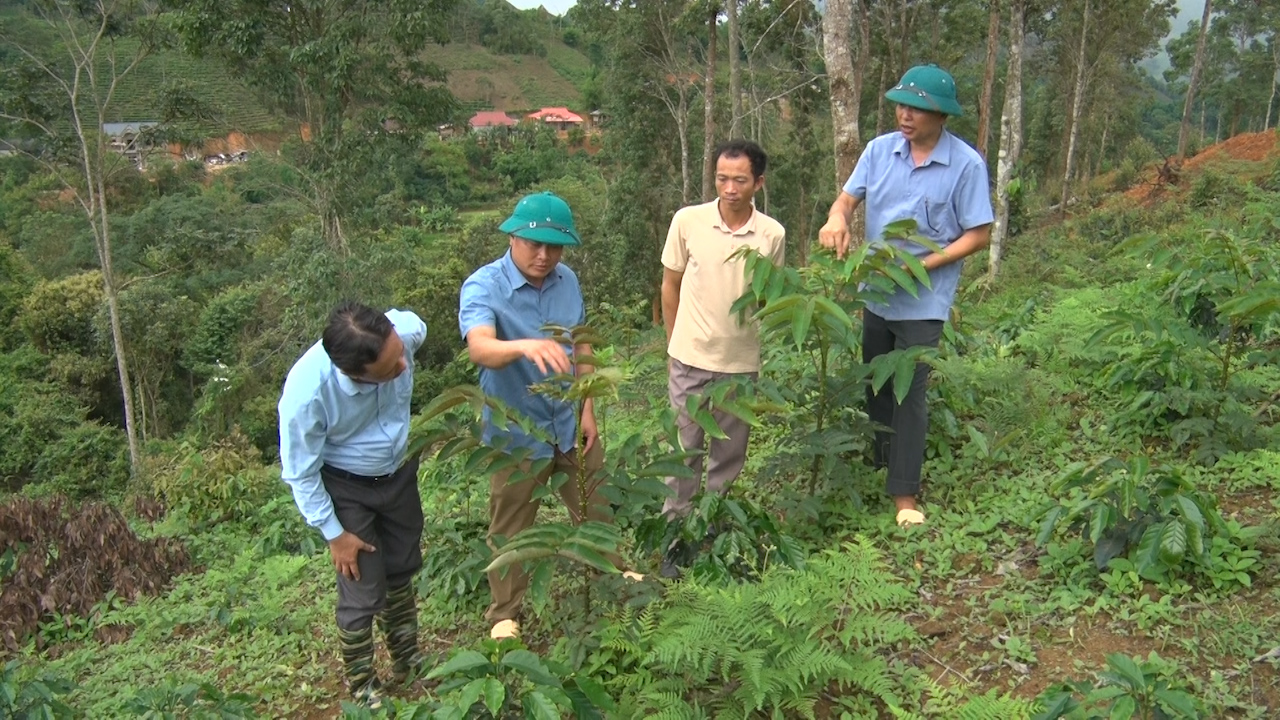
[525,107,584,132]
[469,111,517,133]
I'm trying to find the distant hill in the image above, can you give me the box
[432,39,590,113]
[1,6,594,137]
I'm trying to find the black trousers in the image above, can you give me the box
[321,457,424,631]
[862,311,944,498]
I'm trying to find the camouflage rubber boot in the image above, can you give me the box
[377,582,425,685]
[338,624,383,708]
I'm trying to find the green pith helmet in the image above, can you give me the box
[884,64,964,117]
[498,191,582,246]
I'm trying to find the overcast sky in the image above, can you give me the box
[509,0,576,14]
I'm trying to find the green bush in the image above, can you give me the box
[28,422,130,499]
[147,430,280,524]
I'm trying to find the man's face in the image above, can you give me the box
[509,235,565,283]
[715,154,763,213]
[356,332,407,383]
[895,104,947,145]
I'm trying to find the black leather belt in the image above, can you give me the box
[321,463,398,484]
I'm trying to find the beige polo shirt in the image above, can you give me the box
[662,199,786,373]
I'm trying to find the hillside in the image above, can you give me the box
[0,7,593,136]
[432,39,590,112]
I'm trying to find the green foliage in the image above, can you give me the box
[1034,652,1203,720]
[1,659,76,720]
[146,431,281,526]
[1036,457,1243,587]
[423,640,611,720]
[731,220,943,497]
[124,679,259,719]
[415,325,682,611]
[600,541,917,718]
[1087,210,1280,457]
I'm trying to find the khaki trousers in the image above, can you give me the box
[485,442,616,622]
[662,358,756,519]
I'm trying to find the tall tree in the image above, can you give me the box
[700,2,720,201]
[1059,0,1091,215]
[823,0,860,187]
[727,0,743,137]
[990,0,1025,280]
[169,0,458,251]
[0,0,159,479]
[978,0,1002,158]
[1179,0,1214,157]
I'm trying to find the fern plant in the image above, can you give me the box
[602,540,917,718]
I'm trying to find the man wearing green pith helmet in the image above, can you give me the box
[459,191,644,642]
[818,64,994,528]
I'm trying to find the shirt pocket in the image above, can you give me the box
[923,198,957,241]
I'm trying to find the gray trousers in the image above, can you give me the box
[322,457,424,631]
[662,358,756,518]
[862,311,943,498]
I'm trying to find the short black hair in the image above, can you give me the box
[322,301,394,375]
[713,139,767,179]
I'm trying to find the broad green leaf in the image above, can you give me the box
[457,678,487,711]
[1036,505,1067,546]
[1153,688,1199,718]
[1094,527,1128,570]
[482,678,506,717]
[425,650,492,680]
[891,352,919,405]
[1089,504,1114,544]
[485,546,555,573]
[965,425,989,458]
[1108,695,1137,720]
[523,690,561,720]
[1173,495,1206,535]
[793,293,814,345]
[562,683,604,720]
[573,676,615,710]
[1159,520,1186,566]
[502,650,562,689]
[1105,654,1147,692]
[557,543,617,573]
[691,407,730,440]
[881,263,919,297]
[1135,523,1164,575]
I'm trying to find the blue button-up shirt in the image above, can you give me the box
[278,310,426,540]
[459,251,585,459]
[844,130,994,321]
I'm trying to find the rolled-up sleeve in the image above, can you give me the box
[278,388,344,541]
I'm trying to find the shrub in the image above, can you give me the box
[147,429,280,525]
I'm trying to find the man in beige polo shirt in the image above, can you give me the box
[659,139,785,576]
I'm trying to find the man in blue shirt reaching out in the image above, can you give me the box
[278,302,428,708]
[818,64,994,527]
[460,191,642,641]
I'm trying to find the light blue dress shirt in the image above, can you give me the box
[459,251,585,459]
[843,130,994,321]
[278,310,426,540]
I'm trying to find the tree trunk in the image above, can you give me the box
[1059,0,1091,217]
[701,5,719,202]
[978,0,1001,158]
[1266,45,1279,130]
[727,0,742,138]
[989,0,1024,281]
[823,0,860,187]
[678,85,692,205]
[1178,0,1213,157]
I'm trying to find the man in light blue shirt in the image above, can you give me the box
[819,64,994,527]
[278,302,427,708]
[460,191,641,641]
